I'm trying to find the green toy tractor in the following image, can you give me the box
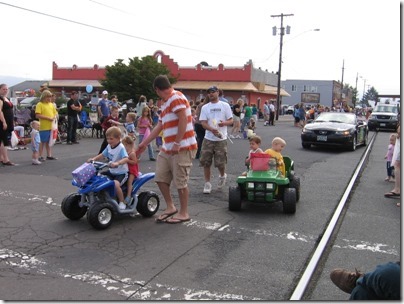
[228,153,300,213]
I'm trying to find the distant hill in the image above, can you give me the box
[0,76,34,87]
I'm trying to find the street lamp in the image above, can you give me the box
[285,28,320,44]
[271,13,293,121]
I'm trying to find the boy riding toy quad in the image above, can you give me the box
[61,161,160,229]
[228,153,300,213]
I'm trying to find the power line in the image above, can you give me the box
[0,1,249,61]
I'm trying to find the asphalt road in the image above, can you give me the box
[0,116,400,300]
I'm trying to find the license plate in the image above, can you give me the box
[380,123,386,126]
[317,135,327,141]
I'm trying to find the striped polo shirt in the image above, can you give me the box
[159,90,197,152]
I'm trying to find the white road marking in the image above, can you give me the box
[334,239,398,255]
[1,189,399,256]
[0,248,259,300]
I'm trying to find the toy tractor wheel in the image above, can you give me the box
[289,176,301,202]
[136,191,160,217]
[229,186,242,211]
[87,202,114,230]
[61,193,87,220]
[283,188,296,214]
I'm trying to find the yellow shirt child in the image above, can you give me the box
[264,137,286,176]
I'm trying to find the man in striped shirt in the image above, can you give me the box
[138,75,197,224]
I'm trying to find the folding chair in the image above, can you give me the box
[77,111,93,138]
[89,112,102,138]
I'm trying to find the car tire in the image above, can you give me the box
[302,142,311,149]
[136,191,160,217]
[87,202,114,230]
[349,135,357,151]
[289,177,300,202]
[61,193,87,220]
[363,131,368,146]
[229,186,242,211]
[283,188,296,214]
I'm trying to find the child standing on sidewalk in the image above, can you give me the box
[384,133,397,182]
[30,120,41,165]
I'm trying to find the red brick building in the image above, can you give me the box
[48,50,289,110]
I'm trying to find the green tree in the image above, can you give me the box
[361,86,379,106]
[100,55,177,104]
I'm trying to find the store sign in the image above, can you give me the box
[301,93,320,103]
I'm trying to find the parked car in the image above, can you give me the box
[301,112,368,151]
[19,97,39,109]
[367,104,399,131]
[286,105,294,114]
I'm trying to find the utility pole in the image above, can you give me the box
[271,13,293,120]
[354,72,359,108]
[340,59,344,108]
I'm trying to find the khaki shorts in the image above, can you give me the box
[199,139,227,169]
[155,150,196,189]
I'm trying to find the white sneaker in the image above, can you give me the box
[229,134,235,139]
[203,182,212,194]
[118,202,127,210]
[218,174,227,188]
[32,159,42,165]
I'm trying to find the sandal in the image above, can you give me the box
[2,161,15,166]
[46,156,58,160]
[384,191,400,198]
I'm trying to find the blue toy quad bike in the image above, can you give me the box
[228,154,300,214]
[61,161,160,229]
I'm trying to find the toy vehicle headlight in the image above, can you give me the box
[266,183,274,190]
[247,182,255,188]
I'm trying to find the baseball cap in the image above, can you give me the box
[102,90,108,95]
[207,86,218,93]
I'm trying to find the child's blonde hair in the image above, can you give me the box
[30,120,40,128]
[390,133,397,142]
[40,90,52,102]
[249,135,261,145]
[127,112,136,122]
[272,137,286,146]
[122,135,135,147]
[105,126,121,138]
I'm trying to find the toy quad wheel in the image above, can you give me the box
[289,176,301,202]
[136,191,160,217]
[283,188,296,214]
[61,193,87,220]
[229,186,242,211]
[87,202,114,230]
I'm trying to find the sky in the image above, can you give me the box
[1,0,401,99]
